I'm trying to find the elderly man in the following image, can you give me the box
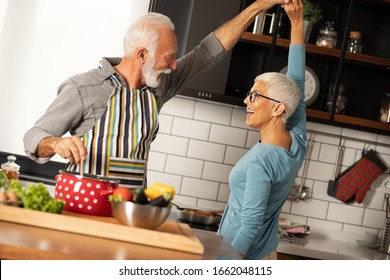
[24,0,289,187]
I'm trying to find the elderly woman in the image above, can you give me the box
[218,0,306,260]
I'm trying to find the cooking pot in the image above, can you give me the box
[54,170,120,216]
[172,202,224,226]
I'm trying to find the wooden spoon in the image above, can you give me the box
[80,159,84,177]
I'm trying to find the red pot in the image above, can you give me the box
[54,170,120,216]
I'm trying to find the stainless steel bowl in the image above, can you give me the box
[111,201,171,229]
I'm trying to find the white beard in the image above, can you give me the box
[142,57,172,88]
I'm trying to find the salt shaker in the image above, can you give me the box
[347,31,362,54]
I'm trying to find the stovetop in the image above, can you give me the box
[176,219,219,232]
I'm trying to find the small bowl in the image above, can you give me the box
[111,201,171,229]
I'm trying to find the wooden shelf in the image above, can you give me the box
[240,31,390,135]
[241,32,390,70]
[306,109,390,134]
[333,113,390,132]
[306,109,330,121]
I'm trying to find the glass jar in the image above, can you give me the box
[1,155,20,181]
[347,31,362,54]
[326,84,347,114]
[378,93,390,123]
[316,21,337,48]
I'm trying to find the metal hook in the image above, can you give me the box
[363,140,369,155]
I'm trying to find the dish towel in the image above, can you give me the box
[336,149,388,203]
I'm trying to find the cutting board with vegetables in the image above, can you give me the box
[0,205,204,255]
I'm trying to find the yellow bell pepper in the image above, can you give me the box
[144,187,162,200]
[145,183,176,200]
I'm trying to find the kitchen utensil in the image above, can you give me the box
[336,149,387,204]
[54,170,120,216]
[380,193,390,254]
[171,202,223,215]
[80,159,84,177]
[287,134,313,201]
[178,209,222,226]
[171,202,223,226]
[111,200,171,229]
[278,228,308,244]
[327,139,343,197]
[170,201,187,211]
[287,183,299,201]
[298,134,314,200]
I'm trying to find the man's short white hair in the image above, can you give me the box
[123,12,175,57]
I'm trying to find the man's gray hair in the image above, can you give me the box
[123,12,175,58]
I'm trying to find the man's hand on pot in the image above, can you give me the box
[51,136,86,164]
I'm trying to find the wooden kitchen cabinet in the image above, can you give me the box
[228,0,390,135]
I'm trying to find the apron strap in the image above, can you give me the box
[108,74,121,87]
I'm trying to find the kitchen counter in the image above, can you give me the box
[2,204,389,260]
[277,231,390,260]
[0,208,241,260]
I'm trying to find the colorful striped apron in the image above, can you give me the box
[66,75,159,188]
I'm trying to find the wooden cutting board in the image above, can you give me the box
[0,205,204,255]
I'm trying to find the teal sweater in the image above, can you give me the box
[218,44,306,259]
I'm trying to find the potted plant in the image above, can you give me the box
[302,0,323,42]
[302,0,323,24]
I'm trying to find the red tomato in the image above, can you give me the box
[113,187,133,201]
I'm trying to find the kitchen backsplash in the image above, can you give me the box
[147,96,390,241]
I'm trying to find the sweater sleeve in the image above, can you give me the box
[285,44,306,138]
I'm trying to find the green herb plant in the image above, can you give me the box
[302,0,323,24]
[108,194,124,202]
[9,180,65,213]
[0,170,9,190]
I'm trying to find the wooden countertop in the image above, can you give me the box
[0,208,240,260]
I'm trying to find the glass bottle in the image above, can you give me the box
[326,84,347,114]
[316,21,337,48]
[1,155,20,181]
[378,93,390,123]
[347,31,362,54]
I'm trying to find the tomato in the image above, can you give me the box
[113,187,133,201]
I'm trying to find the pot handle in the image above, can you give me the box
[100,189,114,197]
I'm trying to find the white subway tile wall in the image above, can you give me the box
[148,96,390,239]
[172,118,210,141]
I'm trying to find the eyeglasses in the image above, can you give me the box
[246,91,282,104]
[246,91,286,113]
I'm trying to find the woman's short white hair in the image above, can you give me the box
[123,12,175,58]
[254,72,301,122]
